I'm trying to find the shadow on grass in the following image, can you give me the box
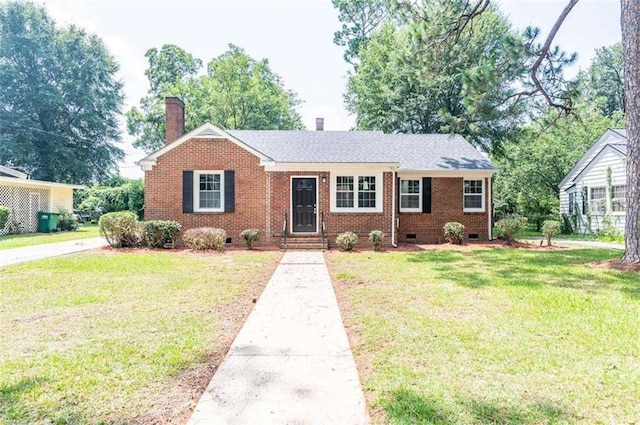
[405,248,640,297]
[382,387,574,425]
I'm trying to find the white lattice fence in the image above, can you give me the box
[0,185,49,235]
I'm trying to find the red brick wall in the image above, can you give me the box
[165,98,185,145]
[144,138,268,246]
[397,177,490,244]
[268,171,394,248]
[145,137,491,247]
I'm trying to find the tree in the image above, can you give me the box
[0,1,124,183]
[577,43,624,116]
[126,44,202,152]
[621,0,640,262]
[344,3,530,153]
[332,0,389,66]
[127,44,304,153]
[406,0,639,262]
[492,105,625,228]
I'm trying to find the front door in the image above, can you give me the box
[292,177,317,233]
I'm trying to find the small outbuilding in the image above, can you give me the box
[0,165,83,235]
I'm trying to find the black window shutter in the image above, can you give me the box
[182,171,194,213]
[224,170,235,212]
[422,177,432,214]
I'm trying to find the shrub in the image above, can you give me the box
[183,227,226,251]
[98,211,141,248]
[57,209,79,232]
[443,222,465,244]
[495,215,528,245]
[240,228,260,249]
[143,220,182,248]
[542,220,561,246]
[368,230,384,251]
[0,205,9,230]
[336,231,358,251]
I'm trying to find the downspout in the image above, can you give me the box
[487,175,493,240]
[391,169,397,247]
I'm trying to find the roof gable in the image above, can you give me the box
[137,123,274,170]
[559,128,627,189]
[571,143,626,184]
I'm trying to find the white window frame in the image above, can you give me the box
[463,179,485,213]
[194,170,224,212]
[330,172,383,213]
[589,186,606,214]
[611,185,626,214]
[568,192,575,215]
[399,179,421,212]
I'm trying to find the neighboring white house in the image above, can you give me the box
[0,165,83,235]
[559,128,627,233]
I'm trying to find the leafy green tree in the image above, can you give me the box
[493,105,625,229]
[126,44,202,152]
[127,44,304,153]
[577,43,624,116]
[332,0,389,66]
[75,178,144,219]
[0,1,124,183]
[345,4,528,152]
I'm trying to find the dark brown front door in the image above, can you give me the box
[292,178,317,233]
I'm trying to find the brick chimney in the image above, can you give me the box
[165,97,185,145]
[315,117,324,131]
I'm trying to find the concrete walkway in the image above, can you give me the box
[187,251,368,425]
[523,237,624,250]
[0,237,108,267]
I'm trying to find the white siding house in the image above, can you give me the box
[559,128,627,233]
[0,165,83,235]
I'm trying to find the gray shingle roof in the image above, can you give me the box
[227,130,495,171]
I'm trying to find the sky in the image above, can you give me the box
[40,0,622,179]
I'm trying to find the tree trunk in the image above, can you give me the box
[621,0,640,262]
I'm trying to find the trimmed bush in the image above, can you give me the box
[495,215,528,245]
[444,222,465,244]
[368,230,384,251]
[183,227,226,251]
[143,220,182,248]
[542,220,561,246]
[57,209,79,231]
[240,228,260,249]
[336,231,358,251]
[0,205,9,230]
[98,211,141,248]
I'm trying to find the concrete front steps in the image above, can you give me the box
[281,235,328,250]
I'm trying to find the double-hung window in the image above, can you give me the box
[336,176,354,208]
[332,173,381,212]
[590,187,606,214]
[195,171,223,212]
[358,176,376,208]
[463,179,484,212]
[568,192,575,215]
[400,179,420,212]
[612,185,626,212]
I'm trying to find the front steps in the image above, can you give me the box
[281,235,328,250]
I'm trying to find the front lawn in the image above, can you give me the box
[0,250,280,424]
[327,247,640,424]
[0,223,100,250]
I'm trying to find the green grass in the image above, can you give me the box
[0,224,100,250]
[327,248,640,424]
[0,250,280,424]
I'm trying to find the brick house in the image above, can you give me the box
[137,98,497,248]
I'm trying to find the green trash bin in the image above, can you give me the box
[37,212,60,233]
